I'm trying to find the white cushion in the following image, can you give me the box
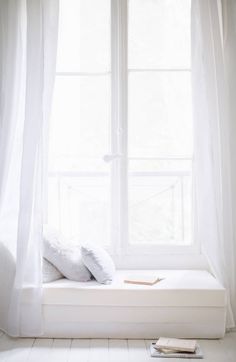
[41,270,226,307]
[43,258,63,283]
[43,228,92,282]
[81,244,115,284]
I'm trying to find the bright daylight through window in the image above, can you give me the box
[47,0,193,253]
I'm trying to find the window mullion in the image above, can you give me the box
[110,0,128,254]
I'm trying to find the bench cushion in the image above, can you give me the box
[42,270,226,307]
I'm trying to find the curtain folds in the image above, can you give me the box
[0,0,58,336]
[0,0,235,337]
[191,0,236,329]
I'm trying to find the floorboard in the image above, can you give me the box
[219,332,236,362]
[6,338,34,362]
[90,339,109,362]
[0,335,34,362]
[128,339,152,361]
[0,331,236,361]
[27,338,53,362]
[50,339,71,362]
[68,339,90,362]
[109,339,129,361]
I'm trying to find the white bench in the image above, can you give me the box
[39,270,226,338]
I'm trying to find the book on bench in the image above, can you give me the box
[123,276,164,286]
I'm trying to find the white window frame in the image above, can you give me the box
[49,0,204,269]
[108,0,200,260]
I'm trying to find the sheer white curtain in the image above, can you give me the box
[191,0,236,329]
[0,0,58,336]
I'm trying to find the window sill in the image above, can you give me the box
[110,251,208,270]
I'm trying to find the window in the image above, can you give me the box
[47,0,193,255]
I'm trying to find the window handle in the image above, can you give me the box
[103,154,124,162]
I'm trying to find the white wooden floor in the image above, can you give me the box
[0,331,236,361]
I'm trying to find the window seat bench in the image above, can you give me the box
[40,270,226,339]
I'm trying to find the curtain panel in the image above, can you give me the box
[191,0,236,329]
[1,0,236,337]
[0,0,58,336]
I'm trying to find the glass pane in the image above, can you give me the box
[49,75,110,172]
[48,175,110,245]
[128,0,191,69]
[48,74,111,244]
[128,161,192,245]
[129,159,192,173]
[128,71,193,158]
[57,0,110,72]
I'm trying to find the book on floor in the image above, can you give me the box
[150,343,204,359]
[155,337,197,353]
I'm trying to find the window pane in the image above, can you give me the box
[128,0,191,69]
[48,1,111,246]
[128,0,193,246]
[49,75,110,172]
[48,176,110,245]
[48,75,111,243]
[129,159,192,173]
[57,0,110,72]
[128,163,192,245]
[128,72,193,158]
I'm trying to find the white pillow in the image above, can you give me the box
[43,228,92,282]
[81,244,115,284]
[42,258,63,283]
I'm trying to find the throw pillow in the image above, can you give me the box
[81,244,115,284]
[43,227,92,282]
[42,258,63,283]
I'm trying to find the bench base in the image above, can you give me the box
[42,307,226,339]
[40,270,226,339]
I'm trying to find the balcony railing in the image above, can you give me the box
[47,157,192,245]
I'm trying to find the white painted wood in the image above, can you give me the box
[109,339,129,361]
[0,332,236,362]
[128,339,152,361]
[219,332,236,362]
[27,338,53,362]
[0,333,17,362]
[199,338,224,362]
[50,339,71,362]
[110,0,129,255]
[68,339,90,362]
[90,339,109,362]
[197,336,236,362]
[0,334,34,362]
[5,338,34,362]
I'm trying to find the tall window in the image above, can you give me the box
[47,0,193,253]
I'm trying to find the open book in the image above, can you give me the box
[124,276,164,286]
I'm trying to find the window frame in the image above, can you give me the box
[109,0,198,257]
[48,0,202,265]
